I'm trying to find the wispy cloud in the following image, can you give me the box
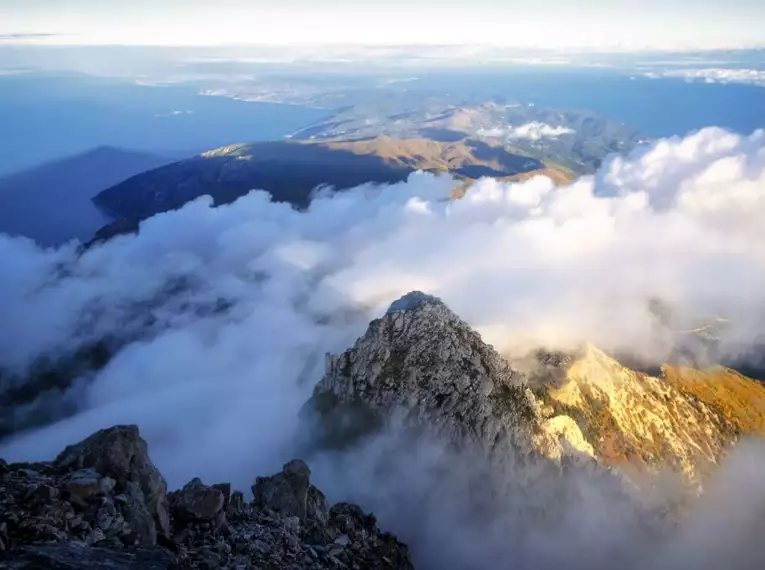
[0,33,69,42]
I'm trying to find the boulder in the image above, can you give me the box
[54,425,170,543]
[62,469,103,507]
[252,460,328,524]
[169,478,225,522]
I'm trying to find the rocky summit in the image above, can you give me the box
[3,293,765,568]
[307,291,594,466]
[306,291,765,491]
[0,426,413,569]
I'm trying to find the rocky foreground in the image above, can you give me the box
[0,426,413,569]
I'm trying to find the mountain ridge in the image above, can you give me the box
[306,292,765,491]
[91,136,573,227]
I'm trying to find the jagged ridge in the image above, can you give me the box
[307,291,765,489]
[0,426,413,569]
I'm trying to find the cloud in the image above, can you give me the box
[0,127,764,568]
[153,110,195,118]
[479,122,575,141]
[645,68,765,87]
[0,33,68,42]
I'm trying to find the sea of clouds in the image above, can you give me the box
[1,126,764,568]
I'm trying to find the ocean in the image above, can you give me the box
[0,73,330,176]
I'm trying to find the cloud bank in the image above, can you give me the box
[646,67,765,87]
[0,127,764,568]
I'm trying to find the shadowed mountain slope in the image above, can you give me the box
[0,147,172,246]
[91,137,566,226]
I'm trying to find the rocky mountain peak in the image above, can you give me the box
[306,291,586,463]
[306,292,765,490]
[384,291,446,315]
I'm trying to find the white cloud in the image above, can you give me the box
[507,122,576,141]
[6,3,765,51]
[0,128,765,568]
[480,122,575,141]
[153,110,195,117]
[646,68,765,87]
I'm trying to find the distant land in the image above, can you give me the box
[91,100,633,237]
[290,100,642,173]
[92,136,573,230]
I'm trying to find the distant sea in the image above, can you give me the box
[3,68,762,176]
[415,68,765,138]
[0,73,330,176]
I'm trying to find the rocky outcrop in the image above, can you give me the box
[305,291,589,465]
[0,427,413,569]
[252,459,328,525]
[0,426,168,552]
[171,461,412,570]
[55,425,171,545]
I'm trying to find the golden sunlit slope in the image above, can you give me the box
[321,136,574,183]
[535,345,765,487]
[322,136,576,202]
[663,365,765,434]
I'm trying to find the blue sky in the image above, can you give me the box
[2,0,764,50]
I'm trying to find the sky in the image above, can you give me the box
[2,0,764,51]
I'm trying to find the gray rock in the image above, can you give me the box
[228,491,245,515]
[54,425,170,543]
[212,483,231,508]
[283,516,300,534]
[252,460,328,524]
[170,478,225,522]
[1,431,412,569]
[0,543,175,569]
[306,291,541,459]
[63,469,103,507]
[121,481,159,546]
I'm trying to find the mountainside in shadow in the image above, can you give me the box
[0,147,172,246]
[91,137,572,227]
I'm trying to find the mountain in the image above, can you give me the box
[0,147,172,246]
[92,137,572,226]
[304,292,765,491]
[0,425,412,569]
[3,292,765,568]
[300,292,765,568]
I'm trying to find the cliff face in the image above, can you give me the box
[307,292,765,491]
